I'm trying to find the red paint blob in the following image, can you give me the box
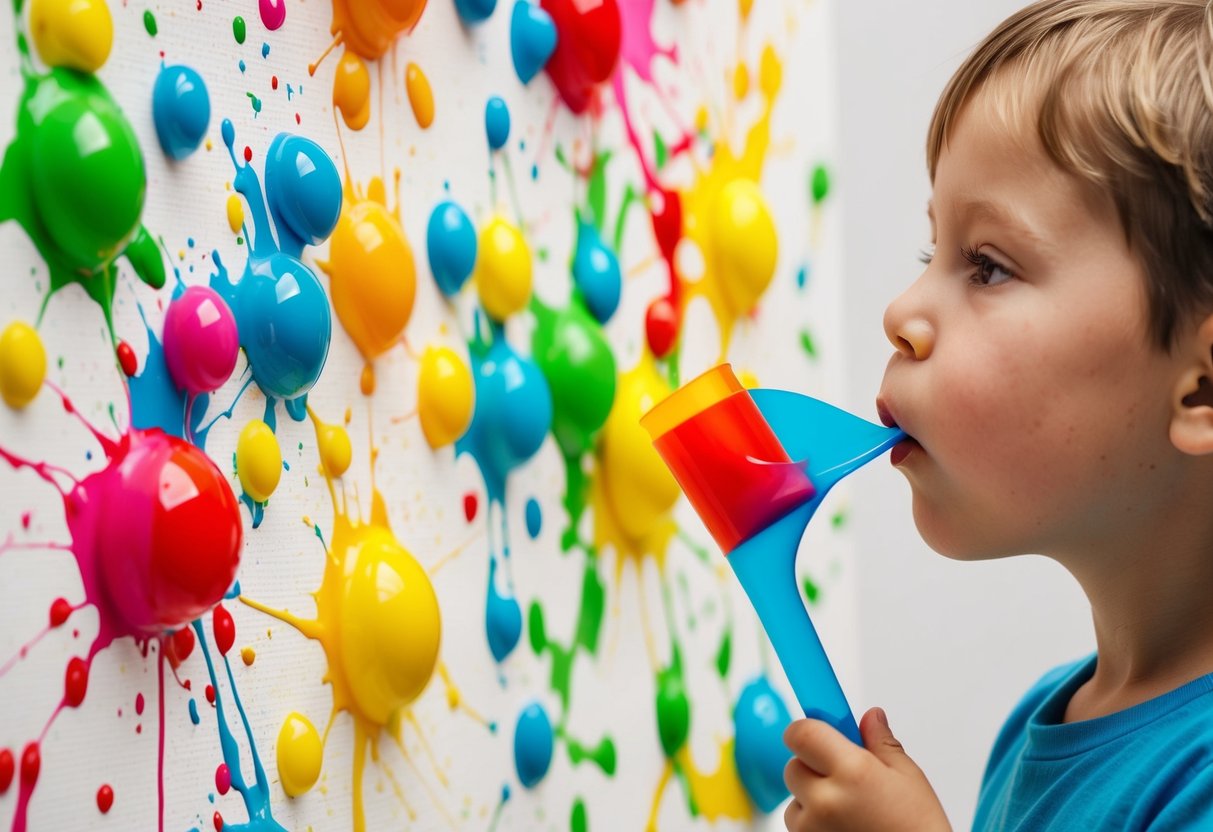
[205,684,215,704]
[215,763,231,795]
[64,656,89,707]
[213,604,235,656]
[243,146,253,163]
[645,296,679,358]
[271,75,279,90]
[135,692,145,716]
[80,429,244,635]
[21,511,31,529]
[295,113,301,124]
[650,188,683,263]
[49,597,72,627]
[96,783,114,813]
[0,748,13,794]
[116,340,137,377]
[542,0,622,113]
[136,724,142,734]
[20,743,39,790]
[167,626,196,668]
[213,810,224,831]
[463,493,478,523]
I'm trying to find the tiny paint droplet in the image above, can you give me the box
[233,16,246,43]
[96,783,114,813]
[799,330,817,358]
[571,798,588,832]
[215,763,231,795]
[143,10,157,36]
[247,92,262,114]
[261,42,270,58]
[0,749,12,795]
[226,194,244,234]
[189,699,201,724]
[796,265,808,289]
[213,604,235,655]
[20,743,39,791]
[405,63,434,129]
[213,811,223,831]
[65,657,89,707]
[463,493,478,523]
[240,646,255,666]
[271,75,278,90]
[135,692,145,715]
[49,598,72,627]
[243,146,253,163]
[239,59,246,73]
[802,575,820,605]
[811,164,831,205]
[20,511,31,529]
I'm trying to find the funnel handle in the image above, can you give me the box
[728,504,862,745]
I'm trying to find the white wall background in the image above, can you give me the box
[834,2,1097,828]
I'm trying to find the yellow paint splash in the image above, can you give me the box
[333,49,372,131]
[29,0,113,73]
[646,739,753,830]
[242,407,479,830]
[0,321,46,409]
[316,175,416,396]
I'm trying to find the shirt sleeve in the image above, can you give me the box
[1147,762,1213,831]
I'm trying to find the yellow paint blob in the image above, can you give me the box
[417,345,474,449]
[241,646,256,666]
[732,62,749,100]
[319,184,416,363]
[648,741,752,829]
[405,62,434,129]
[316,422,352,478]
[333,49,372,131]
[710,178,777,315]
[226,193,245,234]
[738,0,755,21]
[236,420,282,503]
[593,354,680,561]
[29,0,113,73]
[475,217,532,322]
[277,711,323,797]
[328,0,426,63]
[0,322,46,410]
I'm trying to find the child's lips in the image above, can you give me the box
[876,398,921,465]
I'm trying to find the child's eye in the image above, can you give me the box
[960,245,1015,287]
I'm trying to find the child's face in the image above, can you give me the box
[877,88,1187,561]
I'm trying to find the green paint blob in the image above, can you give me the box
[143,10,157,36]
[811,163,831,205]
[654,131,668,171]
[831,509,848,530]
[532,298,617,458]
[655,648,690,758]
[802,574,820,605]
[565,734,617,776]
[246,91,262,114]
[799,329,817,359]
[233,16,247,44]
[714,628,732,678]
[0,66,163,336]
[570,798,588,832]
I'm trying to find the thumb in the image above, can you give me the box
[860,707,914,770]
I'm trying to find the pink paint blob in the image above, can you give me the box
[215,763,231,795]
[259,0,286,31]
[162,286,239,395]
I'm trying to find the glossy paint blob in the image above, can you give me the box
[162,286,239,395]
[426,200,477,297]
[417,345,474,449]
[152,64,211,160]
[0,321,46,409]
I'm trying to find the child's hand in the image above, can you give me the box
[783,708,951,832]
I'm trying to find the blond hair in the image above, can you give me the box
[927,0,1213,347]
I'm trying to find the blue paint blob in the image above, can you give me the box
[485,96,510,152]
[426,200,477,297]
[210,120,342,421]
[796,264,809,289]
[152,65,210,161]
[454,0,497,25]
[733,676,794,813]
[509,0,557,85]
[486,556,522,662]
[525,497,542,539]
[239,59,247,73]
[572,221,621,324]
[261,42,270,58]
[188,698,200,725]
[513,701,554,788]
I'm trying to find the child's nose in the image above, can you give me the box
[882,288,934,360]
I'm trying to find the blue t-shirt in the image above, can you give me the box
[973,655,1213,830]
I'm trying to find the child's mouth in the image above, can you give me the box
[876,400,921,465]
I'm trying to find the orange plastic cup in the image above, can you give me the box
[641,365,815,553]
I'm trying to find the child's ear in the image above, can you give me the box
[1171,314,1213,456]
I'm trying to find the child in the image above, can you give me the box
[782,1,1213,829]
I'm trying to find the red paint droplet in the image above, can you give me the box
[19,743,39,790]
[136,724,142,734]
[0,748,13,794]
[271,75,279,90]
[64,656,89,707]
[214,810,224,831]
[20,511,31,529]
[168,626,196,668]
[295,113,301,124]
[49,597,71,627]
[196,0,202,8]
[116,340,137,377]
[645,296,679,358]
[243,146,253,163]
[463,493,478,523]
[205,684,215,704]
[215,763,231,795]
[96,783,114,813]
[135,692,145,716]
[213,604,235,655]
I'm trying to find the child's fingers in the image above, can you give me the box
[783,717,860,776]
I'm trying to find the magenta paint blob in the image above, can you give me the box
[259,0,286,31]
[162,285,239,395]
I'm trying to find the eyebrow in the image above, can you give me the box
[926,197,1053,252]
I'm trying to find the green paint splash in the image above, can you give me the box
[143,9,157,36]
[799,329,817,359]
[233,16,247,44]
[571,798,588,832]
[811,163,831,205]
